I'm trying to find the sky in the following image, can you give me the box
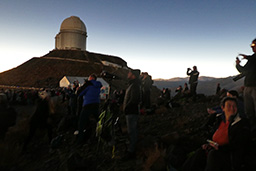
[0,0,255,79]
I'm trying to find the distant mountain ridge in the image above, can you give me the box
[153,76,244,96]
[155,76,215,82]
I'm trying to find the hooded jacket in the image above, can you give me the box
[78,80,102,107]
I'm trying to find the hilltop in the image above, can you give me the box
[0,50,129,89]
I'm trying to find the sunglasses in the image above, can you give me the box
[251,43,256,47]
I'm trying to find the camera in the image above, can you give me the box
[233,73,245,82]
[101,71,119,80]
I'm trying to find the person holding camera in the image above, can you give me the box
[236,38,256,138]
[76,74,102,144]
[186,66,199,100]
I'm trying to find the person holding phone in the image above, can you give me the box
[236,38,256,139]
[205,97,252,170]
[186,66,199,101]
[182,97,253,171]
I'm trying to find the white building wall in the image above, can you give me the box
[55,31,86,50]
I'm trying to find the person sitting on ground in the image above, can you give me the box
[182,83,190,94]
[206,90,244,118]
[182,97,252,171]
[174,85,183,99]
[175,85,183,94]
[161,88,171,107]
[204,90,246,131]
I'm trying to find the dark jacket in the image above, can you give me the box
[141,75,153,92]
[187,70,199,84]
[236,53,256,87]
[211,113,251,170]
[30,98,50,127]
[0,105,17,138]
[78,80,102,107]
[123,78,141,115]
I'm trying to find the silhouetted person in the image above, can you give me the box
[0,93,17,140]
[236,38,256,138]
[23,91,52,151]
[187,66,199,100]
[141,72,153,110]
[122,69,141,160]
[216,83,221,95]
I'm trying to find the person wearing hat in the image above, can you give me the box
[122,69,141,160]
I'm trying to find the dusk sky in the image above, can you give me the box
[1,0,255,79]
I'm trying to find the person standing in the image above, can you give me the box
[0,93,17,140]
[122,69,141,160]
[23,90,52,151]
[216,83,221,95]
[141,72,153,110]
[77,74,102,144]
[236,38,256,137]
[187,66,199,100]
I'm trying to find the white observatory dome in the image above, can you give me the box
[60,16,87,33]
[55,16,87,50]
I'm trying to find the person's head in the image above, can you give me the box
[251,38,256,53]
[227,90,239,98]
[193,66,197,71]
[88,73,97,81]
[221,97,238,118]
[128,69,140,80]
[38,90,50,100]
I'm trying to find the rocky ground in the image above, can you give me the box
[0,94,221,171]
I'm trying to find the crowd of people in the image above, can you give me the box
[181,38,256,170]
[1,38,256,170]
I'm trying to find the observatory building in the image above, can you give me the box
[55,16,87,50]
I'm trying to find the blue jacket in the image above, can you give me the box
[78,80,102,107]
